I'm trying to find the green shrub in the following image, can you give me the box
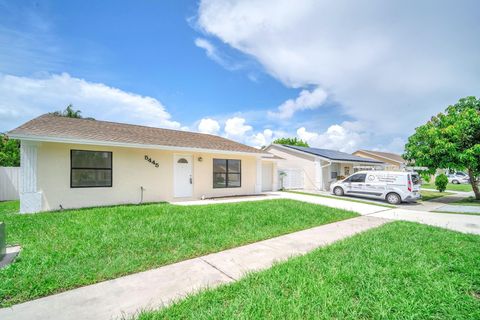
[435,173,448,192]
[420,171,431,183]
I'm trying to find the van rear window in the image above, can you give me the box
[411,174,420,185]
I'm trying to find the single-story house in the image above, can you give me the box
[8,114,278,213]
[263,144,385,191]
[352,150,406,171]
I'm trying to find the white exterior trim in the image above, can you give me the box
[9,134,272,157]
[19,141,42,213]
[314,159,322,190]
[255,157,262,193]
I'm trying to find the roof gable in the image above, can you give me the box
[8,114,264,155]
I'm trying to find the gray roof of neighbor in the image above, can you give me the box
[282,145,384,163]
[8,114,265,154]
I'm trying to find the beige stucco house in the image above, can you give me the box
[353,150,406,171]
[264,144,384,191]
[8,114,278,213]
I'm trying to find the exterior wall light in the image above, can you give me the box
[198,156,203,162]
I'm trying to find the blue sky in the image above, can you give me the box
[1,0,479,152]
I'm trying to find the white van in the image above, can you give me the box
[330,171,421,204]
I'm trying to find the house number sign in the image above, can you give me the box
[145,155,159,168]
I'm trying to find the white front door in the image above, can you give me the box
[262,162,273,191]
[174,155,193,198]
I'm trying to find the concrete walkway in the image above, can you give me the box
[400,194,480,214]
[0,216,389,320]
[436,204,480,214]
[371,209,480,235]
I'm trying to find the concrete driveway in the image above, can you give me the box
[281,192,480,235]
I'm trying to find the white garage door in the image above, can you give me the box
[279,168,304,189]
[262,162,273,191]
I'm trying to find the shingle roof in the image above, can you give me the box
[282,145,384,163]
[8,114,265,154]
[355,150,405,164]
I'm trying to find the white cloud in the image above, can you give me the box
[0,73,180,132]
[224,116,252,139]
[268,87,327,119]
[220,116,285,148]
[197,0,480,135]
[194,37,242,71]
[248,128,273,147]
[297,124,365,153]
[194,38,220,63]
[197,117,220,134]
[375,137,406,154]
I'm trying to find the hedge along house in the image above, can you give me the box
[8,114,277,213]
[264,144,385,191]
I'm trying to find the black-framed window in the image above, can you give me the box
[213,159,241,188]
[71,150,112,188]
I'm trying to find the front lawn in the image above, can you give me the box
[140,222,480,320]
[0,199,357,307]
[422,183,473,192]
[420,190,454,201]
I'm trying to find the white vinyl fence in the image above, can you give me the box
[0,167,20,201]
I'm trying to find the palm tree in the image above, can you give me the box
[51,104,83,118]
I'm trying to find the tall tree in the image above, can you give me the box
[51,104,82,118]
[0,134,20,167]
[273,137,309,147]
[404,96,480,199]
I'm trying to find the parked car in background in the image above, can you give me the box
[447,172,470,184]
[330,171,421,204]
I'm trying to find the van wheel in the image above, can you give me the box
[386,192,401,205]
[452,179,459,184]
[334,187,344,196]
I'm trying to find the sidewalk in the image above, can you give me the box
[401,194,480,214]
[0,216,389,320]
[371,209,480,235]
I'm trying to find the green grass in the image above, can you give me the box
[287,191,395,208]
[139,222,480,320]
[420,190,454,201]
[422,183,473,192]
[0,199,357,307]
[454,197,480,206]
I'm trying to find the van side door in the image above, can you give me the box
[345,173,367,195]
[365,173,387,198]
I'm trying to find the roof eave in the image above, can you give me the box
[8,133,269,157]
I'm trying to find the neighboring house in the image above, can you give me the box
[264,144,385,191]
[353,150,406,171]
[8,114,278,213]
